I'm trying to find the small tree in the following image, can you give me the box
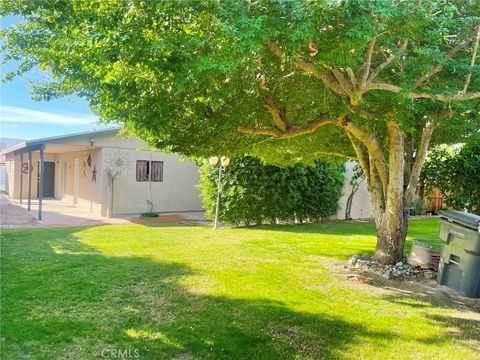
[345,162,365,220]
[422,136,480,214]
[105,151,130,217]
[199,157,344,226]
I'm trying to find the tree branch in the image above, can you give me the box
[238,117,340,139]
[413,41,466,89]
[237,127,284,137]
[359,37,377,92]
[264,98,289,132]
[367,82,480,101]
[346,132,370,178]
[265,42,345,95]
[340,119,389,193]
[463,25,480,93]
[368,39,409,83]
[403,121,436,206]
[309,150,355,159]
[346,67,358,88]
[409,91,480,101]
[332,68,353,96]
[367,82,402,92]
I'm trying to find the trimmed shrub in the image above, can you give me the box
[199,157,344,225]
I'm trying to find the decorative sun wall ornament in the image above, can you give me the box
[87,154,92,168]
[105,151,130,218]
[105,150,130,181]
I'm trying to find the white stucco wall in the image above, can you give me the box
[335,161,374,220]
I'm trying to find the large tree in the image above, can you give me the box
[2,0,480,264]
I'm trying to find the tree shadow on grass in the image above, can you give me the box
[373,281,480,355]
[241,221,377,236]
[1,228,394,360]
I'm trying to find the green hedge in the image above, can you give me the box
[199,157,345,225]
[422,135,480,214]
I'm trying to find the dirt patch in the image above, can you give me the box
[344,264,480,313]
[133,214,185,224]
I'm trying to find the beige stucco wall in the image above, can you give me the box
[54,148,104,215]
[5,152,56,199]
[335,161,374,220]
[3,132,203,217]
[87,133,202,216]
[101,146,202,216]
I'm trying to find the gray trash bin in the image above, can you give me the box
[437,210,480,298]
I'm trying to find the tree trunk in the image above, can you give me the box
[372,121,407,264]
[346,120,435,265]
[374,211,408,264]
[345,185,359,220]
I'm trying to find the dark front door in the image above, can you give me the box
[38,161,55,198]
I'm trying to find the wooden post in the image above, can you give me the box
[38,146,44,220]
[28,151,32,211]
[19,153,23,204]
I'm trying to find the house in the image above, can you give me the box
[1,129,203,219]
[0,138,24,191]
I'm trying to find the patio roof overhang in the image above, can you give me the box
[2,127,120,221]
[1,128,120,156]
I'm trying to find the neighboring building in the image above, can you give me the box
[335,161,374,220]
[1,129,203,217]
[0,138,24,192]
[335,161,446,220]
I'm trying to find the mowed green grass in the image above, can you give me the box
[1,218,478,359]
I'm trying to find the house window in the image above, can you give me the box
[151,161,163,182]
[136,160,150,182]
[136,160,163,182]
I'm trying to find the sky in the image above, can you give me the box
[0,16,110,140]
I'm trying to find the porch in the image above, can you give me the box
[0,194,131,228]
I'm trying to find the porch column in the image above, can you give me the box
[19,153,23,204]
[38,145,45,220]
[28,151,32,211]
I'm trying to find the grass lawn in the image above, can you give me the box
[1,218,479,359]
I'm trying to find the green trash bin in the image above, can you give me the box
[437,210,480,298]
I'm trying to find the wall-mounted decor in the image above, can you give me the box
[105,151,131,218]
[87,154,92,168]
[91,166,97,183]
[21,163,32,174]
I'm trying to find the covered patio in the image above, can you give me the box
[0,194,131,228]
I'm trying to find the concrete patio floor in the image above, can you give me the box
[0,194,206,228]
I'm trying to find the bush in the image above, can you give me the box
[411,197,426,215]
[199,157,345,225]
[422,135,480,214]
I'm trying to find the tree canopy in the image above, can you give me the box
[2,0,479,162]
[2,0,480,263]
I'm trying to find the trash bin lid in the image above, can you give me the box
[439,210,480,230]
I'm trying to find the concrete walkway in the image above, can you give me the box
[1,194,206,228]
